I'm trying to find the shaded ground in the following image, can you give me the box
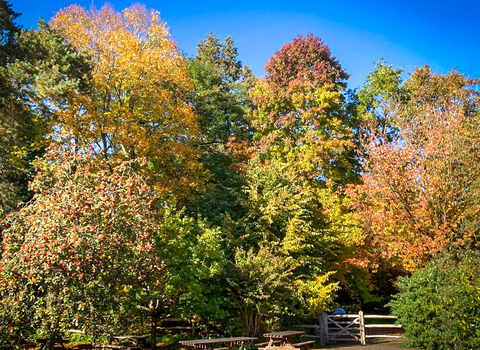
[321,339,415,350]
[3,338,417,350]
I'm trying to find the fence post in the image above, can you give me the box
[359,310,366,346]
[319,313,328,347]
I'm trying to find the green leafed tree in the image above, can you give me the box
[187,33,254,225]
[389,251,480,350]
[355,59,404,137]
[144,208,227,337]
[227,246,293,336]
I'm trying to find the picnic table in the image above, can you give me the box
[261,331,314,350]
[37,337,70,350]
[180,337,257,350]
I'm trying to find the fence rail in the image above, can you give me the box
[296,312,403,346]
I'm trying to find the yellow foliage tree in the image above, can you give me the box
[50,4,204,199]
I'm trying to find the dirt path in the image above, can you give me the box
[318,339,416,349]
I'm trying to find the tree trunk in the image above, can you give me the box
[45,337,55,350]
[151,312,157,350]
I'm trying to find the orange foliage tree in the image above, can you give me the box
[49,4,204,200]
[351,66,480,270]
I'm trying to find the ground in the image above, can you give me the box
[3,338,415,350]
[322,339,414,349]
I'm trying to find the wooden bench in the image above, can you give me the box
[180,337,257,350]
[256,340,281,347]
[292,341,315,349]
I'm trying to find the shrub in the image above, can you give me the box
[389,250,480,350]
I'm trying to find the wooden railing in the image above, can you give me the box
[295,312,403,346]
[363,314,403,344]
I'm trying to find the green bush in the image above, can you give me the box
[389,251,480,350]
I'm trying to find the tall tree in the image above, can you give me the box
[355,59,403,138]
[187,33,254,225]
[240,34,361,317]
[351,65,480,270]
[245,34,362,268]
[0,0,27,216]
[48,4,204,201]
[1,18,94,221]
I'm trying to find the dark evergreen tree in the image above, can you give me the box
[188,33,254,227]
[0,0,27,216]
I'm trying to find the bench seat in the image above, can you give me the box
[256,340,281,347]
[292,341,315,349]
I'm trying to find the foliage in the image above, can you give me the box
[48,4,204,201]
[226,34,363,325]
[2,16,93,216]
[0,0,19,46]
[192,33,254,144]
[245,33,362,278]
[154,208,227,322]
[4,0,480,338]
[245,157,363,271]
[0,145,165,344]
[389,251,480,350]
[227,246,293,336]
[187,33,254,225]
[355,59,403,137]
[295,272,339,316]
[250,34,356,184]
[0,0,29,215]
[350,65,480,270]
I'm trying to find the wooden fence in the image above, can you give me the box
[296,312,403,346]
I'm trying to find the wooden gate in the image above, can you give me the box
[319,312,364,345]
[297,311,402,346]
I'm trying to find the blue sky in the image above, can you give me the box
[10,0,480,89]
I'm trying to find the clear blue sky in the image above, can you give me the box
[10,0,480,89]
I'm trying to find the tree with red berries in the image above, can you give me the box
[0,144,165,347]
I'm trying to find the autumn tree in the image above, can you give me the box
[351,64,480,270]
[246,34,362,264]
[0,145,165,348]
[242,34,362,314]
[46,4,204,200]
